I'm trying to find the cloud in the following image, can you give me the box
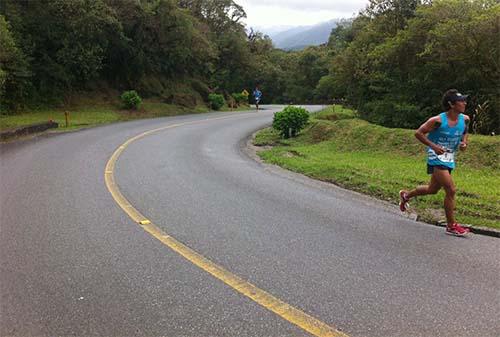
[236,0,368,28]
[237,0,368,13]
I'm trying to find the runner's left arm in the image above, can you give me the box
[460,115,470,150]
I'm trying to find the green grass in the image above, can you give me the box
[255,106,500,229]
[135,101,209,118]
[0,99,212,133]
[0,99,256,134]
[0,106,120,131]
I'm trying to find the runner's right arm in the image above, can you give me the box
[415,116,445,155]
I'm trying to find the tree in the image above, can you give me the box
[324,0,499,132]
[0,14,30,111]
[363,0,423,34]
[178,0,246,37]
[1,0,124,101]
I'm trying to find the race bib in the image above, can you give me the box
[437,150,454,163]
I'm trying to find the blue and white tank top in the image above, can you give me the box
[427,112,466,169]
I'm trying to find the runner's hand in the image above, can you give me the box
[459,141,467,151]
[431,144,446,155]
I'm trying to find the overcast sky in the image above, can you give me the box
[235,0,370,29]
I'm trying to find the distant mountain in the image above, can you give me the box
[264,20,338,50]
[252,25,294,36]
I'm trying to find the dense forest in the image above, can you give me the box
[0,0,498,133]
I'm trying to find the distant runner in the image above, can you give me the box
[253,86,262,110]
[399,89,470,237]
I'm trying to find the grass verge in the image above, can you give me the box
[0,100,255,134]
[254,105,500,230]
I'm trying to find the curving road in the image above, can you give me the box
[1,106,499,337]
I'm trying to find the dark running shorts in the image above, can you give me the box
[427,164,453,174]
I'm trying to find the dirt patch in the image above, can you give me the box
[282,150,304,158]
[417,208,445,224]
[309,122,335,143]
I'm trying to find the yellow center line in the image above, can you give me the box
[104,113,349,337]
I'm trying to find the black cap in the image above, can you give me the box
[448,92,468,102]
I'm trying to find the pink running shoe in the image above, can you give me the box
[399,190,410,212]
[446,223,470,237]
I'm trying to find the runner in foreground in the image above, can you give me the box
[399,89,470,237]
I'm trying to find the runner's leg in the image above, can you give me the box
[431,169,456,225]
[406,173,442,199]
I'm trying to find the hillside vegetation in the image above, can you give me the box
[255,106,500,229]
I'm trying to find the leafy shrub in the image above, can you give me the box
[208,93,225,110]
[231,93,248,105]
[272,106,310,138]
[120,90,142,109]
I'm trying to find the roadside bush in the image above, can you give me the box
[208,93,225,110]
[120,90,142,109]
[272,106,309,138]
[231,93,248,106]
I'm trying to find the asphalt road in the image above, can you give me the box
[1,106,499,337]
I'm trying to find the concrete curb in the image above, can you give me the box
[435,220,500,238]
[0,121,59,142]
[244,129,499,239]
